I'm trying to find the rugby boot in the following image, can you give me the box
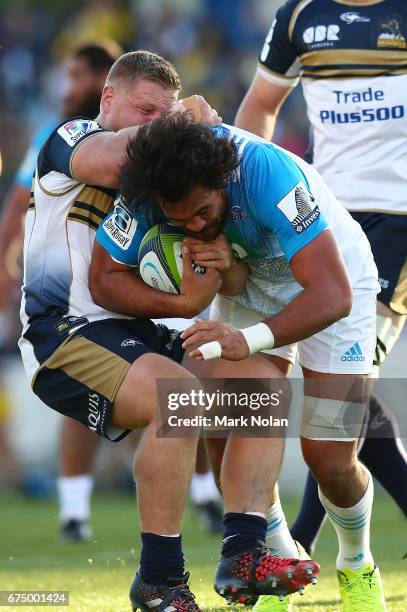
[130,571,201,611]
[253,541,312,611]
[60,518,91,543]
[214,540,320,605]
[337,564,386,611]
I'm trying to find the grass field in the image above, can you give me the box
[0,492,405,611]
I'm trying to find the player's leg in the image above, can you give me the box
[32,319,202,611]
[298,371,383,610]
[190,437,223,533]
[359,301,407,515]
[294,275,386,611]
[352,211,407,516]
[187,352,319,604]
[289,471,326,555]
[57,418,100,542]
[112,353,197,536]
[253,355,311,612]
[299,371,387,611]
[158,315,223,532]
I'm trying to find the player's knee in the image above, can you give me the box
[301,438,357,484]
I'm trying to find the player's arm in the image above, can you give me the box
[90,241,220,319]
[71,97,221,188]
[0,184,30,309]
[263,229,352,344]
[91,204,221,318]
[182,229,352,360]
[235,5,300,140]
[184,235,249,296]
[0,134,41,309]
[235,74,292,140]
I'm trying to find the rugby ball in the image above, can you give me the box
[138,223,206,294]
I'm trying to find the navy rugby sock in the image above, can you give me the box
[359,395,407,517]
[221,512,267,558]
[290,471,326,554]
[140,533,185,584]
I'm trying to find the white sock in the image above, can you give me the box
[318,475,374,571]
[57,475,94,522]
[266,498,298,558]
[190,471,220,504]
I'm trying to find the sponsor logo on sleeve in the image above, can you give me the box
[102,202,137,250]
[277,182,320,233]
[57,119,103,147]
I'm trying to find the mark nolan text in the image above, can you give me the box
[168,415,288,428]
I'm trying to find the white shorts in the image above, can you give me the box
[210,289,377,375]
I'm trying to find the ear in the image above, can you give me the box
[100,85,114,113]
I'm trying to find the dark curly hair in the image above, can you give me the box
[119,112,240,209]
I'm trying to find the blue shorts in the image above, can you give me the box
[32,318,184,441]
[351,212,407,315]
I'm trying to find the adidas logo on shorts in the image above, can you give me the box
[341,342,365,362]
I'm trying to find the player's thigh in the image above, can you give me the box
[298,284,376,444]
[298,286,377,377]
[112,352,195,429]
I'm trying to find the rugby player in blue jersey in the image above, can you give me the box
[236,1,407,608]
[94,112,386,610]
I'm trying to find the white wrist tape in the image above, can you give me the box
[240,322,275,355]
[198,340,222,360]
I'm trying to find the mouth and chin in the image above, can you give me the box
[182,212,227,241]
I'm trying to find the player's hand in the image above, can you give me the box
[180,95,222,126]
[179,245,221,315]
[184,234,235,271]
[180,320,250,361]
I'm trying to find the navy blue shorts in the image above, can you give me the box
[351,212,407,315]
[33,318,184,442]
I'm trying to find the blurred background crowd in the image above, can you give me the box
[0,0,308,191]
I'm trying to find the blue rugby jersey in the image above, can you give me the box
[97,124,376,317]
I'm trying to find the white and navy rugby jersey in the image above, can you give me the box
[97,124,377,318]
[258,0,407,214]
[19,117,130,383]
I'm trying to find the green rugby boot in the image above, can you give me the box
[252,593,292,611]
[337,564,386,611]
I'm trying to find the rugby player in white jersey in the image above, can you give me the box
[235,1,406,610]
[106,112,386,611]
[0,40,124,542]
[19,51,318,611]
